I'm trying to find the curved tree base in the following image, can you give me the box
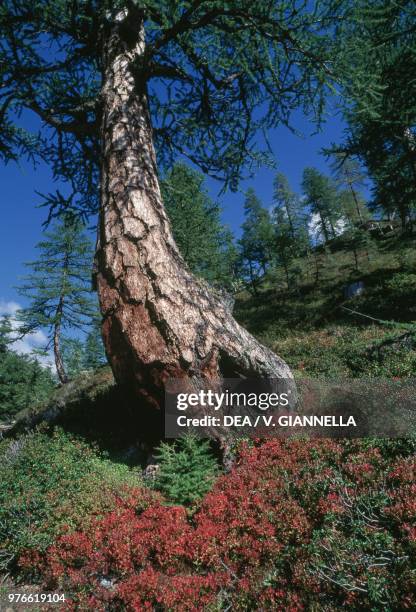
[96,15,294,424]
[99,266,294,411]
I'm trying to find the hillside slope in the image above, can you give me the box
[235,231,416,378]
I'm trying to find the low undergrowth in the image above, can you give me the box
[235,244,416,379]
[271,324,416,378]
[11,437,415,611]
[0,429,158,574]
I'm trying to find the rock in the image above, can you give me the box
[99,576,115,590]
[143,463,160,480]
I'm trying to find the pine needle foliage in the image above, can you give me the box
[161,163,238,289]
[16,215,97,382]
[153,435,218,506]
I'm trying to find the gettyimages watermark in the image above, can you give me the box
[164,378,416,438]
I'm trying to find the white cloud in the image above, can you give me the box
[308,215,348,244]
[308,213,323,244]
[0,299,54,370]
[0,300,21,317]
[334,217,348,236]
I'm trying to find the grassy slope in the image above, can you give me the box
[235,232,416,378]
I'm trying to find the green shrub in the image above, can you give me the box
[0,351,55,422]
[385,272,416,297]
[0,428,150,572]
[269,325,416,378]
[36,439,416,610]
[359,436,416,459]
[152,435,218,506]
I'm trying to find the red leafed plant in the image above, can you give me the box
[24,439,416,610]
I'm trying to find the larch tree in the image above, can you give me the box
[329,155,368,225]
[302,168,341,243]
[272,173,310,249]
[61,337,86,378]
[239,188,274,296]
[273,173,299,242]
[272,173,309,287]
[16,216,97,383]
[61,320,107,377]
[273,206,295,289]
[334,1,416,230]
[83,320,108,369]
[336,188,368,228]
[161,162,237,289]
[1,1,352,409]
[0,316,55,421]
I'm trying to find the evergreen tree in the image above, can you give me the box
[0,316,12,354]
[0,319,55,422]
[344,225,372,272]
[337,189,369,228]
[336,1,416,230]
[327,154,372,267]
[61,321,106,379]
[161,163,237,289]
[220,229,240,293]
[330,155,369,225]
[239,189,275,295]
[16,216,96,383]
[272,173,310,287]
[273,207,295,288]
[83,321,107,370]
[61,337,85,379]
[273,173,307,242]
[0,0,350,401]
[153,435,218,506]
[302,168,342,243]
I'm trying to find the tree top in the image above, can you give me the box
[1,0,351,216]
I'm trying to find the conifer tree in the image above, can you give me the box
[273,173,304,241]
[0,316,12,354]
[83,321,107,370]
[330,155,368,225]
[239,189,275,295]
[61,337,85,379]
[0,316,55,421]
[61,321,106,378]
[153,435,218,506]
[335,1,416,230]
[272,172,310,287]
[273,207,294,289]
[16,216,96,383]
[161,163,237,289]
[337,189,368,228]
[0,0,358,406]
[302,168,341,243]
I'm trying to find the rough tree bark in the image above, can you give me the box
[95,13,293,417]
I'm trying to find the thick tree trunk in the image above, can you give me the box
[95,15,293,415]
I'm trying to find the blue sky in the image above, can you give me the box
[0,103,347,312]
[209,106,347,233]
